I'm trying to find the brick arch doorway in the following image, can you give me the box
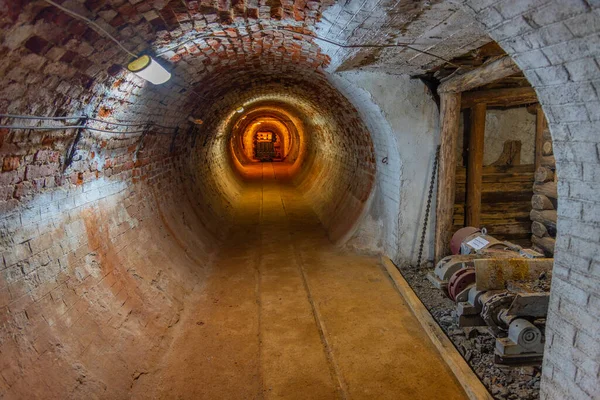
[456,2,599,399]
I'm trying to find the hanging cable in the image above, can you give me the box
[277,28,458,67]
[44,0,137,58]
[0,125,86,130]
[0,115,178,135]
[45,0,453,64]
[155,26,458,66]
[86,117,177,131]
[0,124,150,134]
[0,114,86,121]
[0,114,178,133]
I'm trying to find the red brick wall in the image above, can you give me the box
[0,2,377,396]
[191,69,376,243]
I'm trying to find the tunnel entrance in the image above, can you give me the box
[254,131,281,162]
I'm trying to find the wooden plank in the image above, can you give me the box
[455,190,534,204]
[481,215,533,224]
[456,212,532,223]
[458,181,536,194]
[435,92,462,263]
[455,201,533,214]
[381,258,493,400]
[439,56,522,93]
[485,223,532,236]
[455,164,535,176]
[456,172,535,184]
[466,103,486,227]
[461,87,538,109]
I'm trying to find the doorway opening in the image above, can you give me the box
[254,131,283,162]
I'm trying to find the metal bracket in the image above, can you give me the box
[63,116,87,172]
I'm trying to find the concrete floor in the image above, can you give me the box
[143,163,467,400]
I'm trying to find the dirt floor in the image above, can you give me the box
[130,163,469,399]
[397,266,542,400]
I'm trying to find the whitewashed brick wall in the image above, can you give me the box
[461,1,600,398]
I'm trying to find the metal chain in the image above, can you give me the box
[416,145,441,268]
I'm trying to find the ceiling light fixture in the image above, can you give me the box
[44,0,172,85]
[127,55,171,85]
[188,116,203,125]
[236,107,245,113]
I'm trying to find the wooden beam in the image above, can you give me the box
[439,56,521,93]
[532,194,555,210]
[461,87,538,109]
[530,209,558,232]
[435,92,461,262]
[533,181,558,199]
[535,166,555,183]
[381,258,494,400]
[490,140,521,166]
[532,235,556,255]
[535,106,546,171]
[466,103,486,227]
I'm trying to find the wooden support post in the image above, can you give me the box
[461,87,537,109]
[535,106,546,171]
[438,56,521,93]
[435,55,527,263]
[466,103,486,227]
[434,92,461,263]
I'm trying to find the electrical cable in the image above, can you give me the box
[0,125,152,134]
[44,0,138,58]
[0,114,86,120]
[155,26,457,66]
[87,127,149,134]
[1,114,179,132]
[46,0,452,64]
[86,117,178,130]
[85,117,145,127]
[43,1,457,83]
[0,125,85,130]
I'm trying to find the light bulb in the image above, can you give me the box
[236,107,244,113]
[127,55,171,85]
[188,116,203,125]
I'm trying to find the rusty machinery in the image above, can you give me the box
[427,227,552,365]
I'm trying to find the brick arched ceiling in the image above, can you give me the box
[1,0,492,121]
[0,0,494,245]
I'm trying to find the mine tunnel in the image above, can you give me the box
[1,1,599,399]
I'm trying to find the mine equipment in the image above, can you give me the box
[428,227,552,365]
